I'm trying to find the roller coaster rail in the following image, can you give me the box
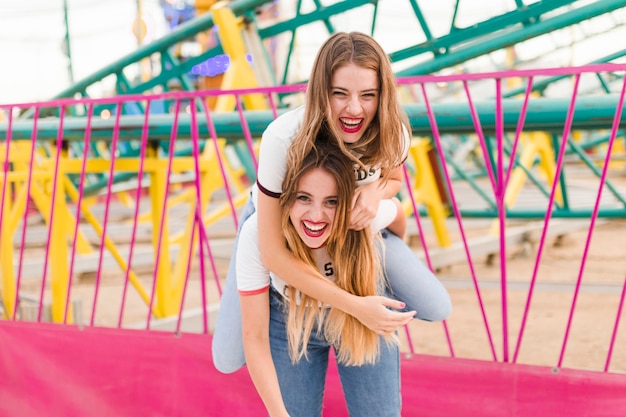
[41,0,626,102]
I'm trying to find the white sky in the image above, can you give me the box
[0,0,166,104]
[1,0,625,104]
[0,0,519,104]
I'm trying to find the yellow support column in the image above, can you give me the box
[404,139,452,248]
[596,129,626,171]
[610,139,626,170]
[0,169,17,319]
[489,131,563,235]
[211,4,267,111]
[49,144,72,323]
[506,132,562,207]
[146,144,175,318]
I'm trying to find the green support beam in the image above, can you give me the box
[5,95,622,142]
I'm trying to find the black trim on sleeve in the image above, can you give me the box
[257,181,281,199]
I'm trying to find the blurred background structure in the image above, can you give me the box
[1,1,626,416]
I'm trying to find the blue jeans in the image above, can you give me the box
[269,288,401,417]
[211,198,452,373]
[380,229,452,320]
[211,198,256,373]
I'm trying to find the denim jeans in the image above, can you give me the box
[269,288,401,417]
[380,229,452,321]
[212,198,452,374]
[211,198,256,373]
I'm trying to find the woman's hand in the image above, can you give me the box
[351,295,415,335]
[350,181,384,230]
[350,165,403,230]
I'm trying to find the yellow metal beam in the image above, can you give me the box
[489,131,563,235]
[404,139,452,248]
[0,175,17,319]
[49,145,72,323]
[196,0,218,15]
[211,4,267,111]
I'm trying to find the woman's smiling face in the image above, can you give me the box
[328,63,379,145]
[289,167,338,249]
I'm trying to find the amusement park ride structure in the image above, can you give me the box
[1,1,626,416]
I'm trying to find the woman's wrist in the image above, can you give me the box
[326,286,361,315]
[341,291,364,317]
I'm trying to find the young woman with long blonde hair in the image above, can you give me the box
[239,140,403,417]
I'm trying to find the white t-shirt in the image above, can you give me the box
[238,105,408,296]
[236,199,397,296]
[251,106,411,208]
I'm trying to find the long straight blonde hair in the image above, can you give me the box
[279,138,397,366]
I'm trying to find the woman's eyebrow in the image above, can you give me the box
[331,86,378,93]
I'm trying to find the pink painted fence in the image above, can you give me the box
[1,64,626,416]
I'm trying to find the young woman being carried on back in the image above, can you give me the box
[213,31,451,373]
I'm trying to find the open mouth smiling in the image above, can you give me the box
[302,221,327,237]
[339,118,363,133]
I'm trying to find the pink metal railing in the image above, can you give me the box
[1,65,625,374]
[396,64,626,370]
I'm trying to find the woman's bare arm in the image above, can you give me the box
[387,197,407,239]
[257,192,414,335]
[241,292,290,417]
[350,165,404,230]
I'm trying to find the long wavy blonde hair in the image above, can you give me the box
[279,138,397,366]
[289,31,410,182]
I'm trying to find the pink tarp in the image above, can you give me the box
[1,321,624,416]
